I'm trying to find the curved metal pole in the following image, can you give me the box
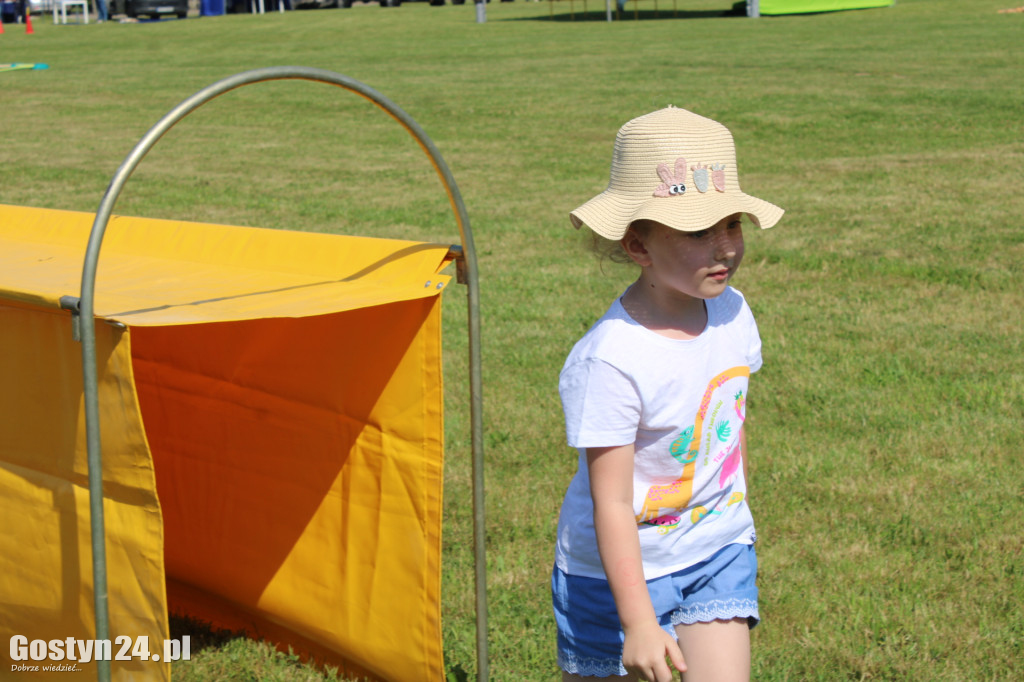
[77,66,487,681]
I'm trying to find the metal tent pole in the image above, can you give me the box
[74,66,487,682]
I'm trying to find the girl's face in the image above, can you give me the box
[624,213,745,302]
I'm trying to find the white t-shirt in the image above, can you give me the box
[555,286,761,581]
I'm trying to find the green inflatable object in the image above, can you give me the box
[759,0,892,14]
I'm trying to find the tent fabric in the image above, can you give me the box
[759,0,892,15]
[0,203,453,325]
[0,204,452,681]
[0,306,168,681]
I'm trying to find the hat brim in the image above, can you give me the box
[570,188,784,240]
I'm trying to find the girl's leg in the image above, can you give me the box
[674,618,750,682]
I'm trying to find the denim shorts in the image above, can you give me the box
[552,543,759,677]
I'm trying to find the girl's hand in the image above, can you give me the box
[622,619,687,682]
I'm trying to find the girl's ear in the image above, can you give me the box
[621,227,652,267]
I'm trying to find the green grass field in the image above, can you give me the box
[2,0,1022,679]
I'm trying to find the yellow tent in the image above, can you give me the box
[0,67,487,682]
[1,203,455,680]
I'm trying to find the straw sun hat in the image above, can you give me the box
[570,106,784,239]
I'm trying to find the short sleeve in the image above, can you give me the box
[559,358,641,449]
[725,289,762,374]
[747,316,763,373]
[745,303,763,374]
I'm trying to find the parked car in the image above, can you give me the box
[226,0,295,11]
[123,0,188,18]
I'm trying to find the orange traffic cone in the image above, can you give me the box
[1,18,5,34]
[25,10,33,34]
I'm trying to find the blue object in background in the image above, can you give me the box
[201,0,224,15]
[0,1,18,23]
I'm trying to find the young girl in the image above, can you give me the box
[553,107,784,682]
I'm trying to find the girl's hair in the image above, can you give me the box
[589,220,655,266]
[590,232,631,265]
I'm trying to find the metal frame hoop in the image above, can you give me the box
[72,66,487,682]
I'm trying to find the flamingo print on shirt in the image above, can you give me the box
[636,367,749,531]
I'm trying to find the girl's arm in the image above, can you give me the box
[587,445,687,682]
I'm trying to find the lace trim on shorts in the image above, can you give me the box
[670,597,759,626]
[558,649,628,677]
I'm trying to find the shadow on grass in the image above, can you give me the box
[445,662,471,682]
[168,612,467,681]
[168,612,247,655]
[504,2,744,22]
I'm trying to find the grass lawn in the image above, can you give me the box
[2,0,1022,679]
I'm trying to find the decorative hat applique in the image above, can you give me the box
[653,158,688,197]
[711,163,726,192]
[655,159,727,197]
[691,163,710,193]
